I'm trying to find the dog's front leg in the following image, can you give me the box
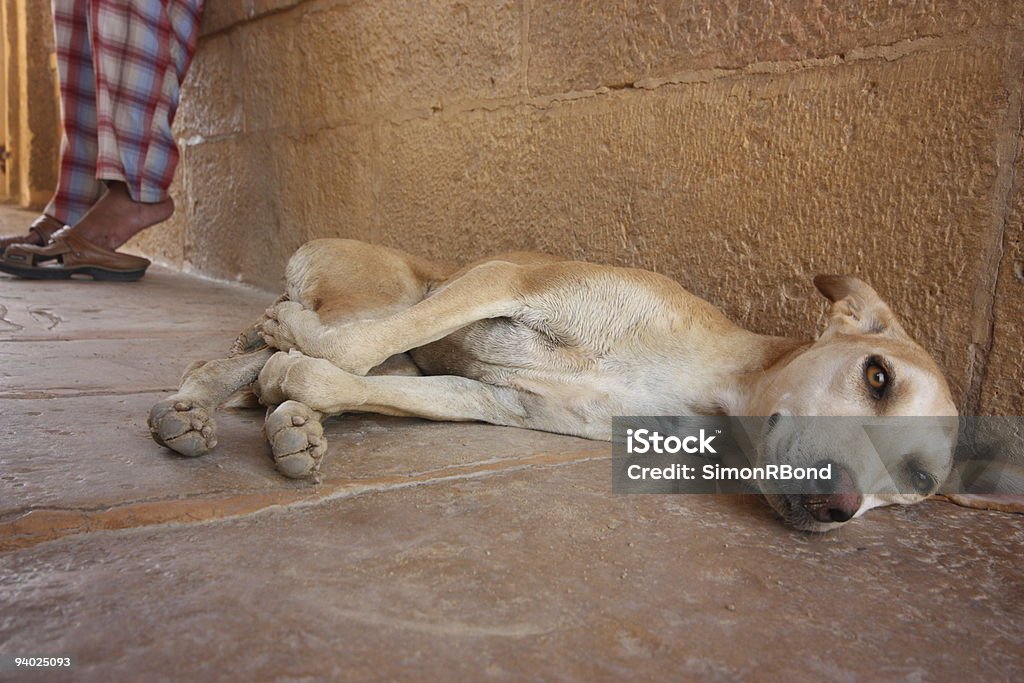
[258,350,524,421]
[259,260,523,375]
[262,399,327,479]
[255,350,526,478]
[149,349,274,456]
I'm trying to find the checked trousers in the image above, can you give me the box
[47,0,205,225]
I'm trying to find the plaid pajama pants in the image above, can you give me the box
[47,0,205,225]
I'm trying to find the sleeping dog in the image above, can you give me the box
[149,239,959,531]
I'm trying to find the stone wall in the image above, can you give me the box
[127,0,1023,415]
[0,0,60,208]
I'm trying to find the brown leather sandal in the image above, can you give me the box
[0,228,150,281]
[0,215,64,255]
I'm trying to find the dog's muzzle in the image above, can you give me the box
[792,460,863,523]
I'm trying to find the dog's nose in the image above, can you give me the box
[797,461,863,524]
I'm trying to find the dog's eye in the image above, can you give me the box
[865,364,887,389]
[910,469,935,494]
[863,358,890,396]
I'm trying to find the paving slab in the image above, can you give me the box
[0,393,604,550]
[0,266,273,342]
[1,459,1021,682]
[0,338,234,397]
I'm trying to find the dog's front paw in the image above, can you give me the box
[258,301,323,354]
[149,397,217,457]
[264,400,327,478]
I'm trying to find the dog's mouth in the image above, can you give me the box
[763,493,855,532]
[754,442,863,531]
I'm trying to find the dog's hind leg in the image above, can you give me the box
[260,259,524,375]
[149,348,274,457]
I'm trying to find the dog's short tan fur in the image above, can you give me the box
[150,239,957,530]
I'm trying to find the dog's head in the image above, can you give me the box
[744,275,958,531]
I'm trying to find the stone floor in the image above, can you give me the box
[0,205,1021,681]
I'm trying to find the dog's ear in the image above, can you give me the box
[814,275,908,339]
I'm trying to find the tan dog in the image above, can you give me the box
[149,239,958,530]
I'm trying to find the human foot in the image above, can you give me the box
[0,228,151,281]
[69,181,174,251]
[0,215,63,255]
